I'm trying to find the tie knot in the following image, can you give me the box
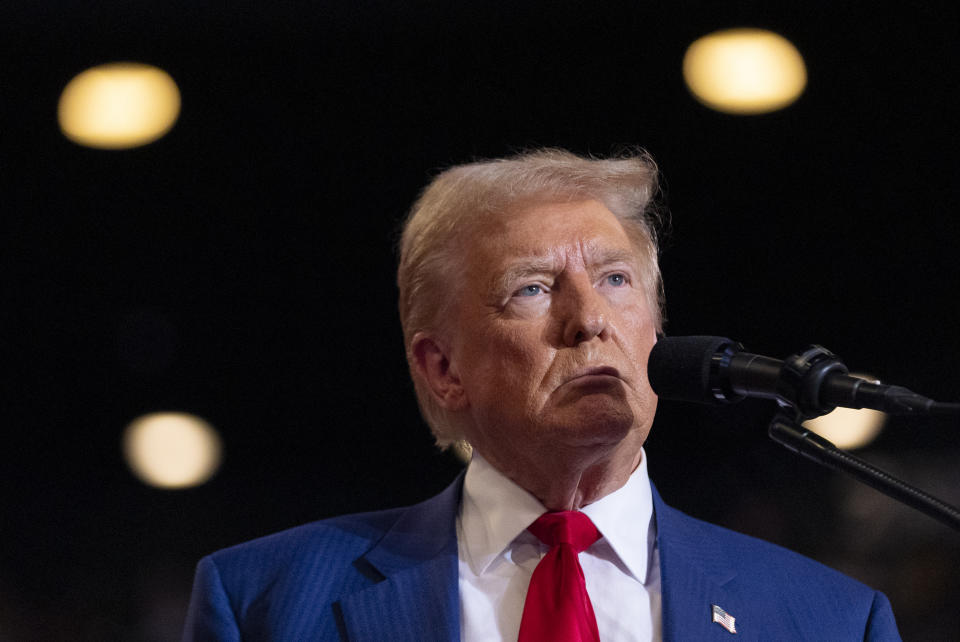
[527,511,600,553]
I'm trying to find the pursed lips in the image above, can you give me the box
[564,365,623,384]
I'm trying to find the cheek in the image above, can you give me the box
[490,329,546,385]
[618,299,656,340]
[469,325,550,392]
[614,302,657,383]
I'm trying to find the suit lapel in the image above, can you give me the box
[653,486,744,640]
[337,474,464,641]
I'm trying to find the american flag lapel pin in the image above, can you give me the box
[711,604,737,634]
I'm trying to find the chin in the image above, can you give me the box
[555,397,637,445]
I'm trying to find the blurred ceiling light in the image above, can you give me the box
[802,374,887,449]
[683,28,807,115]
[123,412,222,489]
[58,62,181,149]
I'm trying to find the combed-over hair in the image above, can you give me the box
[397,148,666,447]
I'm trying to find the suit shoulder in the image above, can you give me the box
[206,505,406,571]
[659,501,876,595]
[186,506,416,639]
[656,502,900,640]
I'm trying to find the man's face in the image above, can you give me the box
[447,198,658,466]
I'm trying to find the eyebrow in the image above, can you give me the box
[493,256,560,295]
[492,247,640,294]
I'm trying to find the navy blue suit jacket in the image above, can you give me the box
[184,476,901,641]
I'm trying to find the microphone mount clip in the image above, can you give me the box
[777,344,849,420]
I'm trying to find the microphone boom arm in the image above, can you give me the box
[768,413,960,531]
[769,343,960,531]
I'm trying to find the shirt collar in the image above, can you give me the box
[459,452,546,576]
[458,448,656,583]
[580,449,655,584]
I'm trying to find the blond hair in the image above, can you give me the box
[398,148,665,447]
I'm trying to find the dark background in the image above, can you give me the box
[2,1,959,639]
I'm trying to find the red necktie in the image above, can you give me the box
[518,511,602,642]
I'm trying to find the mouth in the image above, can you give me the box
[567,365,622,383]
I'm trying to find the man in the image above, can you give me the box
[184,149,901,640]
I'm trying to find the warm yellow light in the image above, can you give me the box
[58,63,181,149]
[802,375,887,449]
[123,412,222,489]
[683,28,807,115]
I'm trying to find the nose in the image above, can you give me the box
[558,276,609,346]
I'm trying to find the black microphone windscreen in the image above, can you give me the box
[648,335,736,403]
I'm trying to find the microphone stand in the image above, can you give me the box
[766,344,960,531]
[768,414,960,531]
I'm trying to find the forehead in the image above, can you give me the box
[468,198,637,268]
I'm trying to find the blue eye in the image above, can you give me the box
[517,284,542,297]
[607,273,627,287]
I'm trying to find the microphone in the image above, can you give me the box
[648,335,940,417]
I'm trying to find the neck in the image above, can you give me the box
[475,432,645,511]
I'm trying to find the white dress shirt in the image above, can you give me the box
[457,450,662,642]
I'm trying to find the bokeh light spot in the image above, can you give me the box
[58,62,181,149]
[123,412,222,489]
[683,28,807,114]
[802,374,887,449]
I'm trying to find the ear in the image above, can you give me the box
[410,332,468,411]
